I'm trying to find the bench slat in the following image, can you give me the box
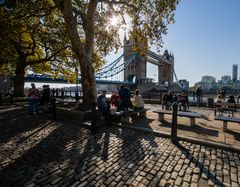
[215,115,240,123]
[153,110,201,126]
[153,110,201,118]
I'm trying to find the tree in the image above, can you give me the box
[0,0,72,96]
[53,0,179,107]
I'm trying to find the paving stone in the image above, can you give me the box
[175,177,182,186]
[159,179,167,187]
[171,171,178,180]
[183,174,191,183]
[182,181,190,187]
[0,115,240,187]
[191,174,199,183]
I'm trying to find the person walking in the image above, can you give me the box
[28,83,40,115]
[196,86,203,107]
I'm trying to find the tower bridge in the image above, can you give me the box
[24,39,181,91]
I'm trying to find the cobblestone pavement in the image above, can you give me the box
[0,108,240,186]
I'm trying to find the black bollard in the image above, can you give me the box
[171,102,178,143]
[52,97,56,121]
[91,101,97,134]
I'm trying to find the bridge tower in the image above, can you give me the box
[158,50,174,86]
[123,36,146,83]
[123,36,174,88]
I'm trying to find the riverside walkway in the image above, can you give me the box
[133,104,240,149]
[0,104,239,186]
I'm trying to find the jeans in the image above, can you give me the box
[29,99,39,114]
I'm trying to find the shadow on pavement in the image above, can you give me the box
[174,141,222,186]
[0,121,90,186]
[226,129,240,141]
[160,120,219,137]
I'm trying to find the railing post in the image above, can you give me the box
[171,102,178,143]
[91,101,97,134]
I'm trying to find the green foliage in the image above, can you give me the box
[0,0,76,80]
[70,0,179,57]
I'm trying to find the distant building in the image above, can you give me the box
[220,75,231,84]
[178,79,189,90]
[232,64,238,83]
[194,75,217,91]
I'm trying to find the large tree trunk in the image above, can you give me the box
[13,64,25,97]
[80,56,97,106]
[53,0,98,108]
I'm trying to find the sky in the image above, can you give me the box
[30,0,240,89]
[158,0,240,86]
[107,0,240,87]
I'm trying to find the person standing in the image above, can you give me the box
[119,84,132,111]
[28,83,40,115]
[217,86,226,99]
[196,86,203,107]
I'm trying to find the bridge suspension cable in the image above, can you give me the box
[96,54,124,73]
[96,52,137,79]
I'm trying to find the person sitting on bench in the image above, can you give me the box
[97,90,108,117]
[178,92,189,111]
[132,89,144,110]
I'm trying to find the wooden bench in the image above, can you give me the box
[113,108,150,124]
[153,110,201,126]
[215,115,240,132]
[214,103,236,116]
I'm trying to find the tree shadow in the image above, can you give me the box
[0,112,51,145]
[0,121,90,186]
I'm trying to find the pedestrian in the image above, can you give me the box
[237,92,240,103]
[178,92,189,111]
[217,86,226,99]
[56,88,59,98]
[196,86,203,107]
[40,85,50,106]
[60,88,65,99]
[192,91,196,101]
[215,94,225,103]
[110,90,120,107]
[97,90,108,116]
[27,83,40,115]
[132,89,144,109]
[119,84,132,112]
[51,88,56,98]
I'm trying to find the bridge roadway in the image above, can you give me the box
[25,74,136,85]
[0,105,239,186]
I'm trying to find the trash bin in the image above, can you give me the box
[207,98,214,108]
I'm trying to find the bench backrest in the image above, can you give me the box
[215,102,236,109]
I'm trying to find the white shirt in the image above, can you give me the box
[132,94,144,108]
